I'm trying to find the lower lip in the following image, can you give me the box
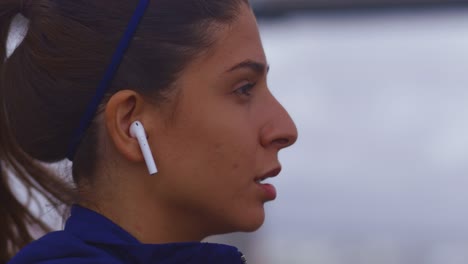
[256,183,277,201]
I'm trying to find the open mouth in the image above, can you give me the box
[255,177,268,184]
[254,167,281,183]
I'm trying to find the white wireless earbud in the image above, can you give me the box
[129,121,157,175]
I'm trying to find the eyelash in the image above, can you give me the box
[234,82,256,97]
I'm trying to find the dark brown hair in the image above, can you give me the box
[0,0,249,262]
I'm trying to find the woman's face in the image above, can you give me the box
[151,4,298,236]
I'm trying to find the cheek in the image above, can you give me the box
[156,112,258,205]
[207,139,258,188]
[169,123,258,195]
[163,96,259,182]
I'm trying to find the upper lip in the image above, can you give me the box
[255,167,282,182]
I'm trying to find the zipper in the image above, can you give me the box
[239,252,247,264]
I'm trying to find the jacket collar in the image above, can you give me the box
[65,205,246,264]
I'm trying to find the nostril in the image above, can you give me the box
[260,119,298,150]
[273,138,291,148]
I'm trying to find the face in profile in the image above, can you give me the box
[149,3,298,237]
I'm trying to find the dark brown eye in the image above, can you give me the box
[234,82,256,97]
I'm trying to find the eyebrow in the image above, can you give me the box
[226,60,270,74]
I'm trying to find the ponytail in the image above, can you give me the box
[0,1,74,263]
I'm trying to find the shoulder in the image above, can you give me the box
[8,231,122,264]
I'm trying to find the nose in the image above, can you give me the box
[260,95,298,151]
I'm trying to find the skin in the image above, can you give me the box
[81,3,298,244]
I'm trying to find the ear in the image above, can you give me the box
[104,90,148,162]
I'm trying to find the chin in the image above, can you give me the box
[240,222,264,233]
[209,205,267,235]
[236,207,266,233]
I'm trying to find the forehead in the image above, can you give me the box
[189,5,266,74]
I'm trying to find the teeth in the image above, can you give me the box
[256,178,267,183]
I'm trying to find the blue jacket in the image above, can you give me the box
[9,205,247,264]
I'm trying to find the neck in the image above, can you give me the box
[78,169,209,244]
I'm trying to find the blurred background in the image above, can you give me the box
[209,0,468,263]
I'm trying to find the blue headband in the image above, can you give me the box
[67,0,150,160]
